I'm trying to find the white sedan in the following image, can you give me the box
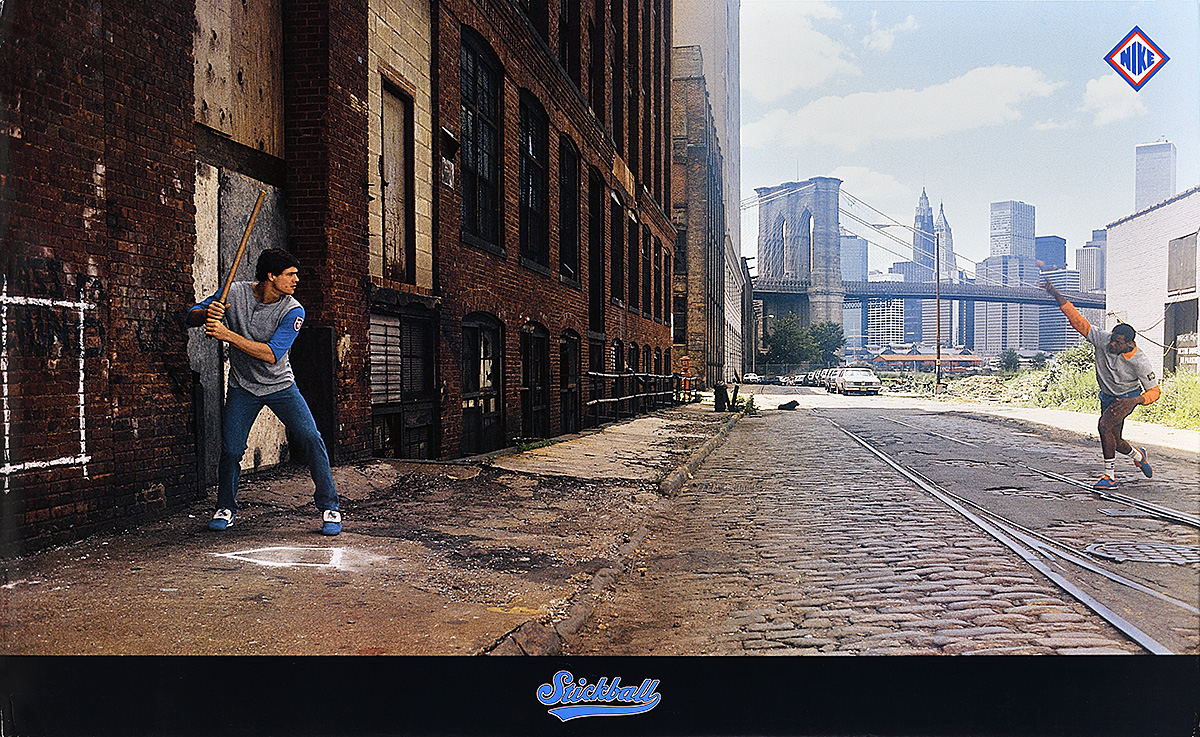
[836,368,883,395]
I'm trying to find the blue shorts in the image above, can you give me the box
[1099,388,1141,413]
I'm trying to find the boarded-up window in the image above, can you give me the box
[370,313,403,405]
[1168,232,1197,294]
[371,311,437,459]
[381,83,416,284]
[370,312,434,404]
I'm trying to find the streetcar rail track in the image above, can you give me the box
[896,459,1198,616]
[1021,464,1200,529]
[873,414,1199,530]
[882,416,978,447]
[822,413,1180,655]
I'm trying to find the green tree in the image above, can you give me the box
[1031,352,1048,369]
[764,313,808,364]
[999,348,1020,372]
[808,321,846,366]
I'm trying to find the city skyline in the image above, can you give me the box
[739,0,1199,276]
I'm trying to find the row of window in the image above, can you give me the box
[460,30,671,322]
[518,0,670,207]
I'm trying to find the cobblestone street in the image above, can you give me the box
[566,409,1148,655]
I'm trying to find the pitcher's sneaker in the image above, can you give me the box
[1093,475,1118,490]
[208,508,234,531]
[321,509,342,536]
[1133,448,1153,478]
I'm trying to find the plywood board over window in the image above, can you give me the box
[381,83,416,284]
[194,0,284,158]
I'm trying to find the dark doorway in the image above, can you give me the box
[560,331,581,434]
[520,323,551,439]
[462,314,503,454]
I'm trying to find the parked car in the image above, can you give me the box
[824,367,845,392]
[836,367,883,395]
[743,373,761,384]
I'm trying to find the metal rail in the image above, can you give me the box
[874,416,1198,530]
[822,414,1177,655]
[1022,465,1200,529]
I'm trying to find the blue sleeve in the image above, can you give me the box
[267,306,305,362]
[187,291,221,323]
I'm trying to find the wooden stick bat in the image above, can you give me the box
[218,189,267,305]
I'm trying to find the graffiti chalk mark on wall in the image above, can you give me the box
[1,278,95,493]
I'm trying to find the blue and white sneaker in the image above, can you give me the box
[1093,475,1118,490]
[208,508,234,531]
[1133,447,1153,478]
[321,509,342,536]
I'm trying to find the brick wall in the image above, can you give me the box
[0,0,198,554]
[282,0,372,463]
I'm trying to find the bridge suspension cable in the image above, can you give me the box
[839,188,1063,293]
[741,185,1110,308]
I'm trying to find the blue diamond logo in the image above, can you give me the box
[1105,26,1169,91]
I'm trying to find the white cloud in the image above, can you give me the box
[740,0,859,103]
[862,11,918,52]
[1080,74,1148,126]
[1033,119,1079,131]
[742,65,1065,151]
[827,166,912,206]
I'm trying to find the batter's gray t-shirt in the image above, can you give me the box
[192,282,305,396]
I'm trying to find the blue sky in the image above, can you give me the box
[739,0,1199,276]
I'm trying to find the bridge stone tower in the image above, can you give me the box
[755,177,843,327]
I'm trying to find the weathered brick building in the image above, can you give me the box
[1,0,675,553]
[670,45,727,389]
[432,0,674,456]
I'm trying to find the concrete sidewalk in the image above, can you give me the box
[0,403,738,656]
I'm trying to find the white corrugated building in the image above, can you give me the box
[1106,186,1199,375]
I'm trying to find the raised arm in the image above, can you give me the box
[1043,279,1090,337]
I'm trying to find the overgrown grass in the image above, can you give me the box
[936,340,1200,430]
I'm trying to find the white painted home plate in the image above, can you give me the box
[214,546,345,568]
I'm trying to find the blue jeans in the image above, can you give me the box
[218,383,339,513]
[1099,388,1141,413]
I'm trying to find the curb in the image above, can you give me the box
[658,410,743,496]
[486,410,743,655]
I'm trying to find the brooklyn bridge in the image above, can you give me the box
[750,177,1106,332]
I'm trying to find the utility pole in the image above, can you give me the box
[935,231,941,395]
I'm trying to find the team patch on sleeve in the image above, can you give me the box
[1147,372,1156,382]
[294,315,304,332]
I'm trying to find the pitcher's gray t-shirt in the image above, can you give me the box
[191,281,304,395]
[1085,324,1159,397]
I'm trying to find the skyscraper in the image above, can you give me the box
[975,256,1041,356]
[841,232,869,349]
[1076,245,1105,292]
[867,272,906,346]
[1035,235,1067,270]
[923,203,961,346]
[913,188,936,270]
[1135,140,1176,211]
[989,200,1036,258]
[1040,268,1084,353]
[978,200,1039,356]
[933,203,957,279]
